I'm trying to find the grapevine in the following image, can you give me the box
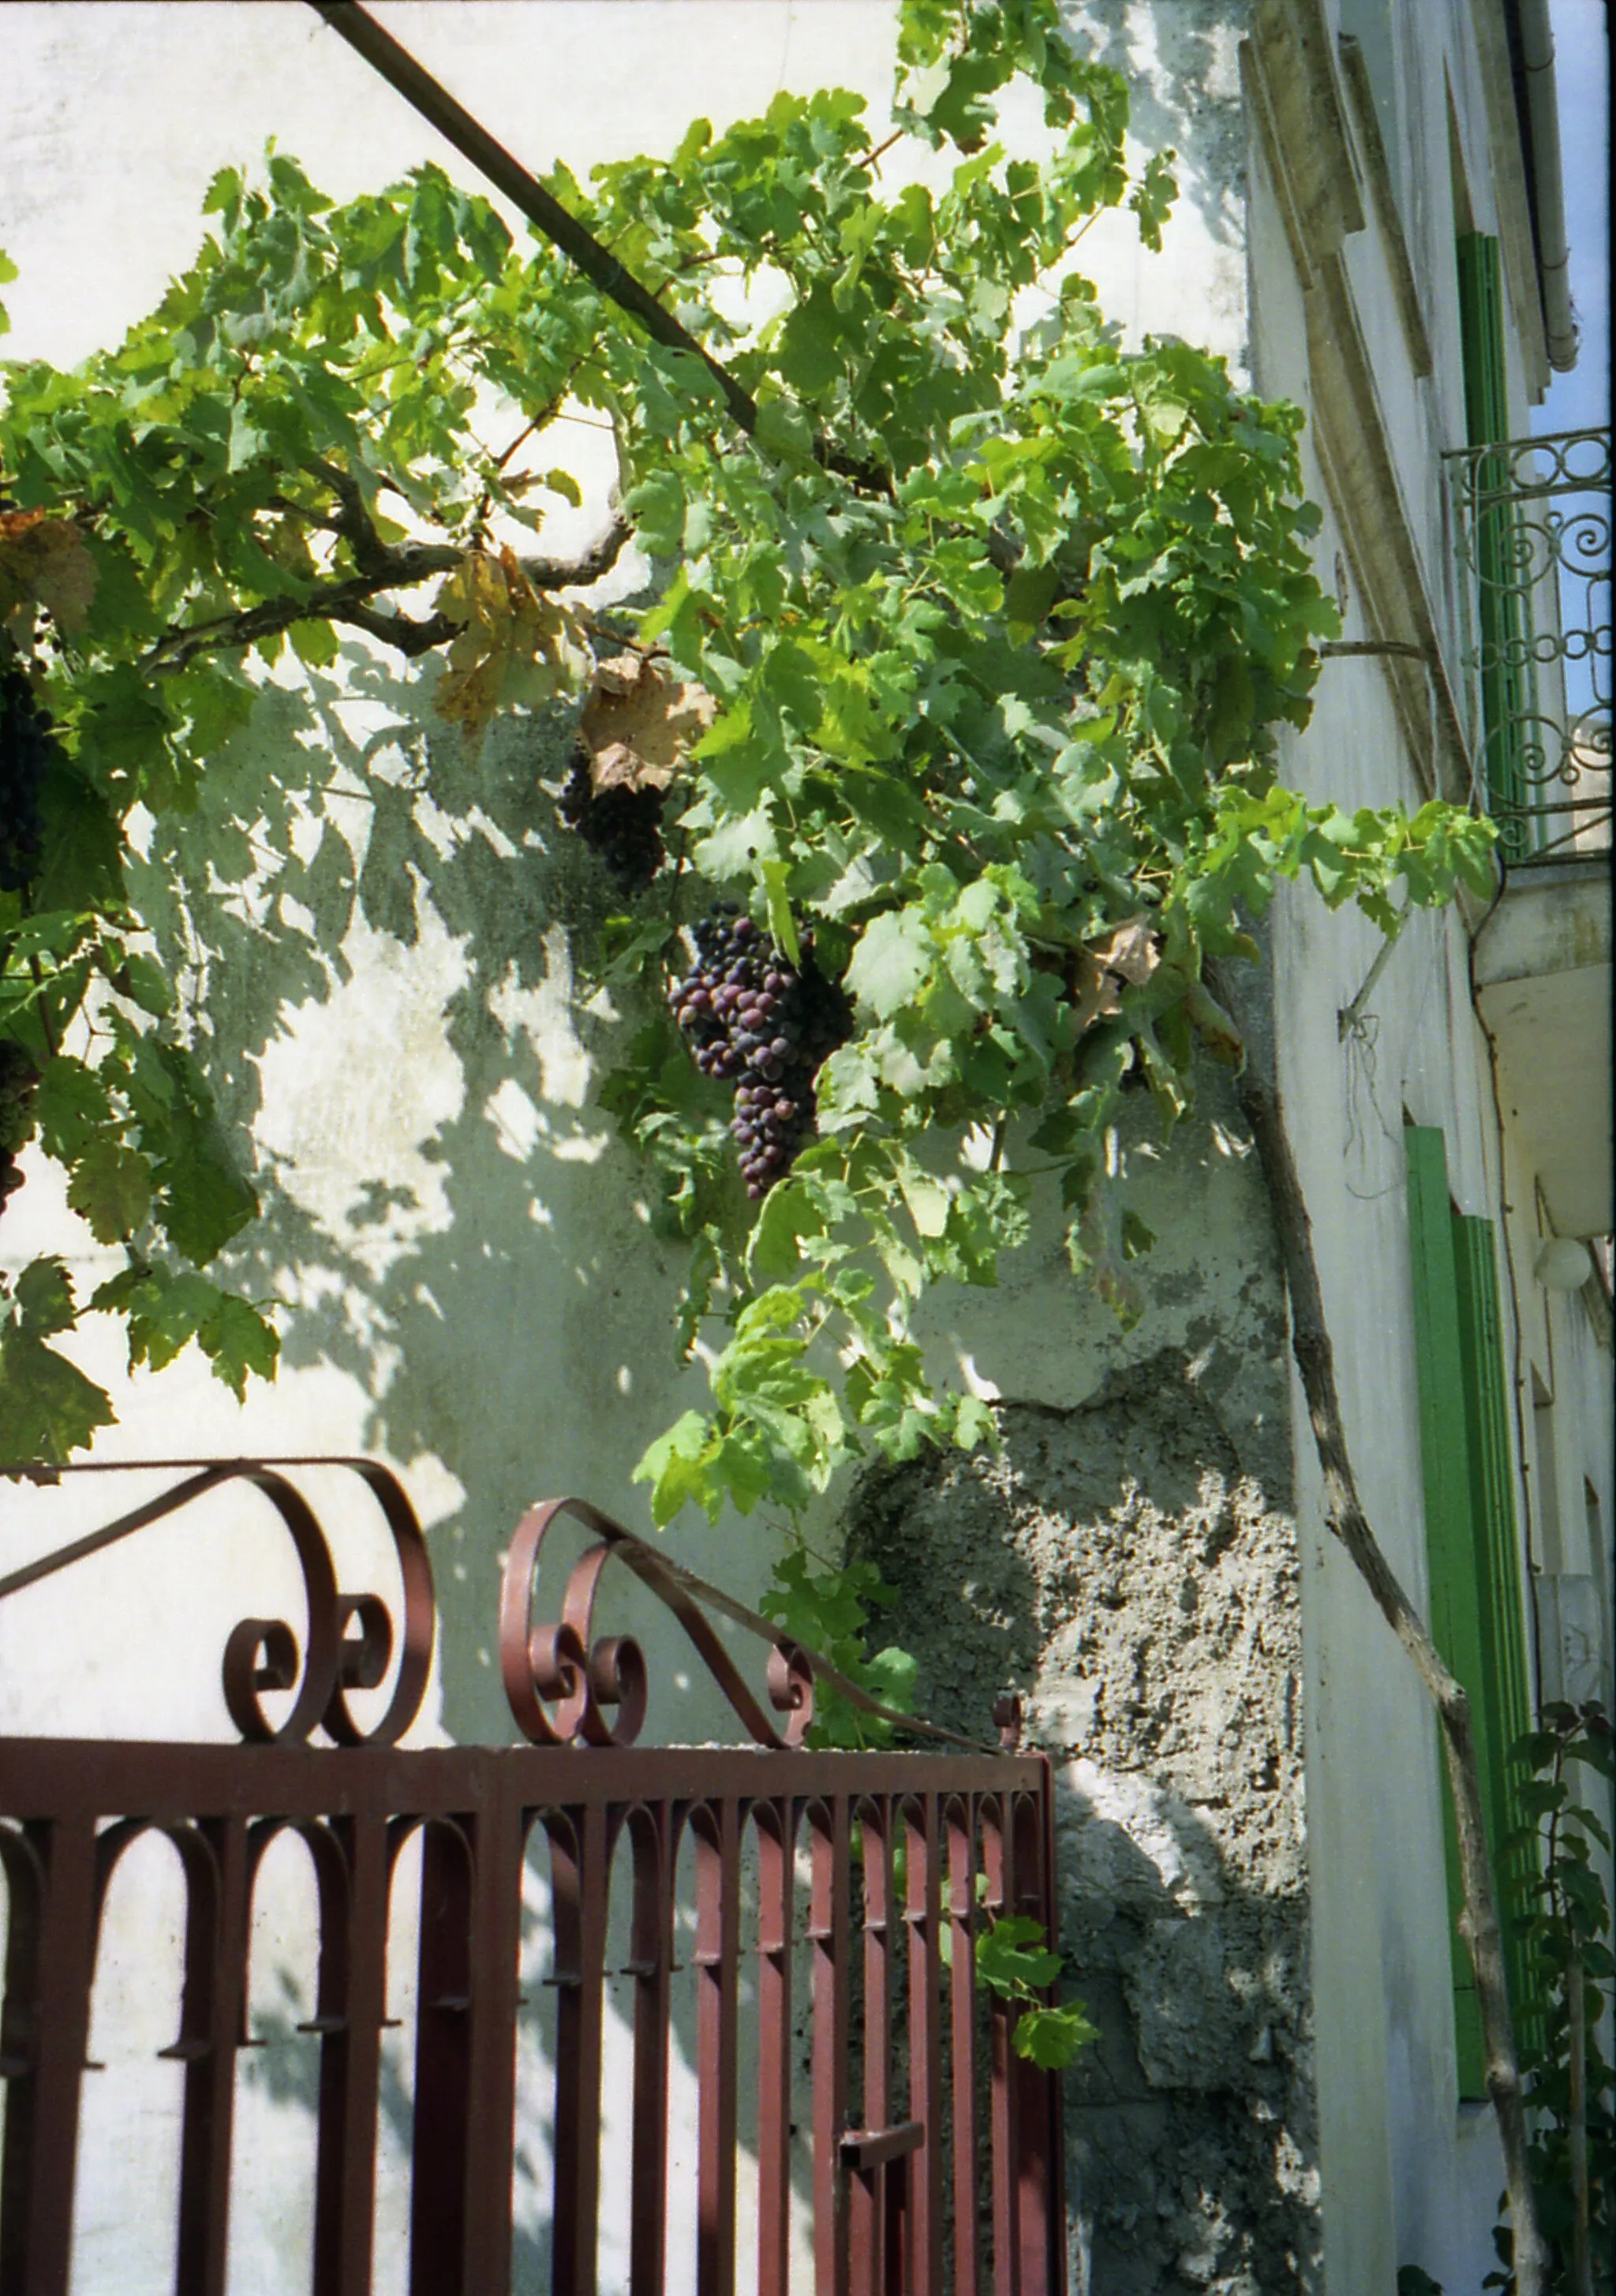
[0,0,1497,1488]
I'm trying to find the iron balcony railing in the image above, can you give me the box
[1445,426,1611,866]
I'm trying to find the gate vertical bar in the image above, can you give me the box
[174,1815,250,2296]
[903,1795,943,2296]
[809,1798,851,2296]
[694,1798,742,2296]
[850,1799,892,2296]
[0,1827,46,2296]
[982,1798,1019,2294]
[945,1798,979,2296]
[462,1778,526,2296]
[1011,1788,1060,2296]
[12,1815,97,2296]
[754,1799,795,2296]
[408,1819,476,2296]
[312,1813,389,2296]
[546,1803,610,2296]
[628,1804,673,2296]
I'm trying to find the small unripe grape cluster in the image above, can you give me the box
[669,907,851,1198]
[0,664,51,895]
[558,746,666,895]
[0,1038,42,1217]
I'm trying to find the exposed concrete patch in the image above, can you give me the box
[849,1355,1319,2294]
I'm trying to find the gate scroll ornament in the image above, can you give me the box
[0,1459,1065,2296]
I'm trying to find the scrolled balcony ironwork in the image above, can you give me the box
[1445,425,1610,866]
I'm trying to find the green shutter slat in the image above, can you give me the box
[1455,232,1536,847]
[1453,1211,1539,2053]
[1457,233,1509,447]
[1405,1127,1491,2096]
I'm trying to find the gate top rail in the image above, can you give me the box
[0,1459,1012,1757]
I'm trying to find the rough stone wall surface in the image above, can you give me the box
[851,1356,1319,2296]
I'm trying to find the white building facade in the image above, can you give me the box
[1,6,1608,2292]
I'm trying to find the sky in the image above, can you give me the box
[1537,0,1610,432]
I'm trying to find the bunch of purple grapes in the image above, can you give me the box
[0,1038,41,1219]
[558,746,666,895]
[669,907,851,1198]
[0,664,51,895]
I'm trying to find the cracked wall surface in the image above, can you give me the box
[851,1345,1319,2295]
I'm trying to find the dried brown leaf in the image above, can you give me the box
[578,649,715,794]
[1068,948,1125,1033]
[0,511,97,632]
[1093,915,1159,986]
[433,546,590,746]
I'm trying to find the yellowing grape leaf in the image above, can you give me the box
[1092,915,1159,985]
[1068,948,1124,1033]
[578,649,716,793]
[0,510,98,632]
[433,545,591,746]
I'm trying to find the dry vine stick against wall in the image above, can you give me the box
[1208,961,1548,2290]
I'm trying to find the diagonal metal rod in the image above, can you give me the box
[0,1464,232,1603]
[302,0,886,490]
[304,0,758,428]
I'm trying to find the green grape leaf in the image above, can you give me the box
[845,909,933,1019]
[1012,1999,1101,2069]
[974,1914,1062,1995]
[65,1138,152,1243]
[198,1292,281,1400]
[10,1257,79,1338]
[0,1260,115,1467]
[0,1326,116,1466]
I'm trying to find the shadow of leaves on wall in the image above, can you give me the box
[127,641,761,1750]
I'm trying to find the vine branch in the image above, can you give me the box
[1209,960,1548,2293]
[140,508,632,672]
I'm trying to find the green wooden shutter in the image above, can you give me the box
[1406,1126,1493,2092]
[1452,1211,1538,2051]
[1457,233,1509,448]
[1455,233,1535,850]
[1405,1129,1536,2095]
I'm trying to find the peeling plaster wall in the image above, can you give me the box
[853,1079,1322,2294]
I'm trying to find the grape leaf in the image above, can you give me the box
[845,909,933,1019]
[0,511,98,631]
[0,1259,115,1467]
[1012,1999,1100,2069]
[578,651,715,792]
[198,1292,281,1399]
[10,1256,79,1337]
[149,1116,258,1265]
[974,1914,1062,1995]
[66,1138,152,1243]
[0,1326,116,1465]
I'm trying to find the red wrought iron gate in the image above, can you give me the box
[0,1463,1066,2296]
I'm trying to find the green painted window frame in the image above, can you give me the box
[1455,231,1536,850]
[1405,1126,1536,2096]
